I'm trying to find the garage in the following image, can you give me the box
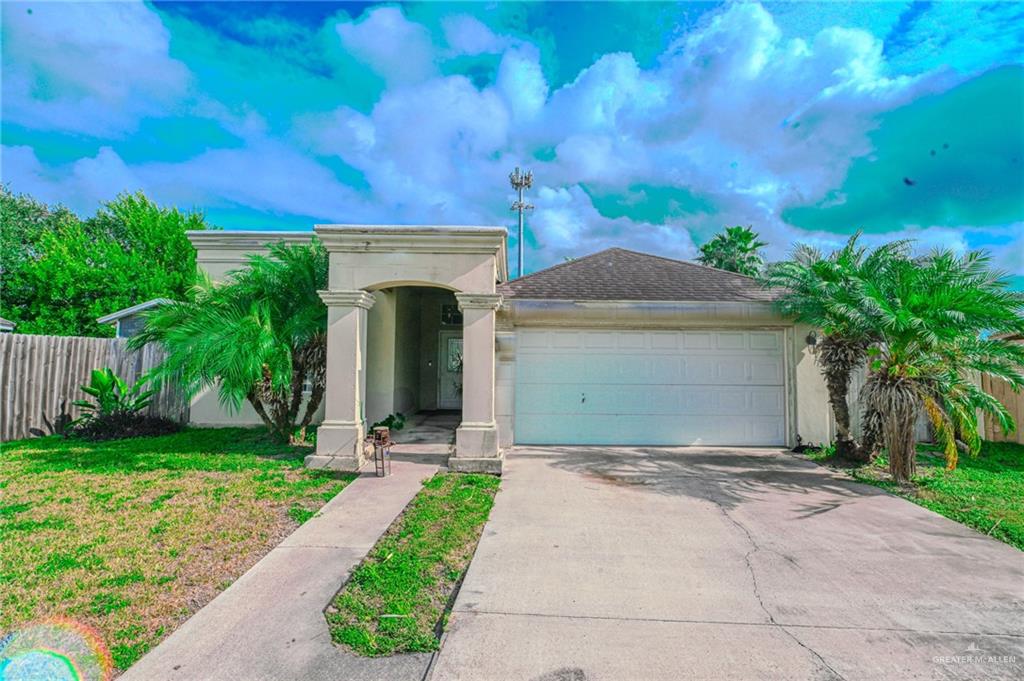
[513,328,787,446]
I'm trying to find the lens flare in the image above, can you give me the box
[0,617,113,681]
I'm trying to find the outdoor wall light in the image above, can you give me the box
[805,330,819,348]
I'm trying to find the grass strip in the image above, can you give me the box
[806,440,1024,551]
[326,472,500,656]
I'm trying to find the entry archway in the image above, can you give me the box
[308,225,507,474]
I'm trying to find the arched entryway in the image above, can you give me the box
[364,285,464,451]
[308,225,508,473]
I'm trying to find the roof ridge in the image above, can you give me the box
[507,247,619,284]
[610,246,762,282]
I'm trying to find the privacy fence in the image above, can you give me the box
[982,374,1024,445]
[0,333,187,441]
[847,368,1024,446]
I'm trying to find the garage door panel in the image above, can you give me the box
[515,329,787,446]
[552,331,583,348]
[583,332,615,349]
[517,355,586,382]
[715,360,747,383]
[518,383,783,419]
[716,332,746,350]
[749,331,782,351]
[514,413,786,446]
[751,359,784,383]
[518,330,550,348]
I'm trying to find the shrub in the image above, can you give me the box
[68,413,181,442]
[371,412,406,432]
[67,368,175,441]
[73,368,157,419]
[29,398,74,437]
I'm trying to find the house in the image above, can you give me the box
[186,226,833,474]
[96,299,172,337]
[0,317,15,333]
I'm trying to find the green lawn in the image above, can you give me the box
[0,428,354,671]
[808,440,1024,551]
[327,472,500,656]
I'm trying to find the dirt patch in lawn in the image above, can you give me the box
[0,428,354,672]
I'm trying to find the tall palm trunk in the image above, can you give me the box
[862,372,918,483]
[817,335,866,460]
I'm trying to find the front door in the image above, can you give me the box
[437,330,463,410]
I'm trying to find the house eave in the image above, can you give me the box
[499,298,788,328]
[96,298,173,325]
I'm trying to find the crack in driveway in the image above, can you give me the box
[699,476,848,681]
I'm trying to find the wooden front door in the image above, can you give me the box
[437,330,463,410]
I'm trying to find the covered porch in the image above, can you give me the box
[305,225,507,474]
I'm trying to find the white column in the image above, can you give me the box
[451,293,503,474]
[305,290,375,471]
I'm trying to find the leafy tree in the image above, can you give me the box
[132,240,329,443]
[1,187,80,325]
[859,250,1024,483]
[697,225,767,276]
[0,187,213,336]
[764,234,910,461]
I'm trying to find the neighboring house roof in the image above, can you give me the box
[96,298,173,325]
[498,247,775,303]
[0,317,15,331]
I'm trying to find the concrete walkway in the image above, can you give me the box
[431,447,1024,681]
[124,460,438,681]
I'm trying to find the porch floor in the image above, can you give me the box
[389,410,458,462]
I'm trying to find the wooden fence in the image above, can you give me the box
[982,374,1024,444]
[846,367,931,443]
[0,333,187,441]
[848,367,1024,445]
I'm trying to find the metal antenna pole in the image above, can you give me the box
[509,167,534,279]
[517,183,525,279]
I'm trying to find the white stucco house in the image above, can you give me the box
[186,226,833,474]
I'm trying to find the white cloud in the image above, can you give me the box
[496,46,549,124]
[1,0,190,136]
[333,7,436,85]
[442,15,506,55]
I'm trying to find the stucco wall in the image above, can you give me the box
[393,288,423,416]
[365,290,398,426]
[790,323,832,446]
[187,231,318,428]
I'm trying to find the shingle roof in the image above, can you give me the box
[498,248,775,303]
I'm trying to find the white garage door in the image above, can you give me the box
[514,329,787,446]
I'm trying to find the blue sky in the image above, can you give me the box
[2,1,1022,282]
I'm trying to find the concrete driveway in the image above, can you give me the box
[430,447,1024,681]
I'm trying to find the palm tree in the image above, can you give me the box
[131,240,329,442]
[764,234,909,460]
[858,250,1024,483]
[697,225,768,276]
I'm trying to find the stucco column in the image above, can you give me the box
[305,290,375,472]
[451,293,503,474]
